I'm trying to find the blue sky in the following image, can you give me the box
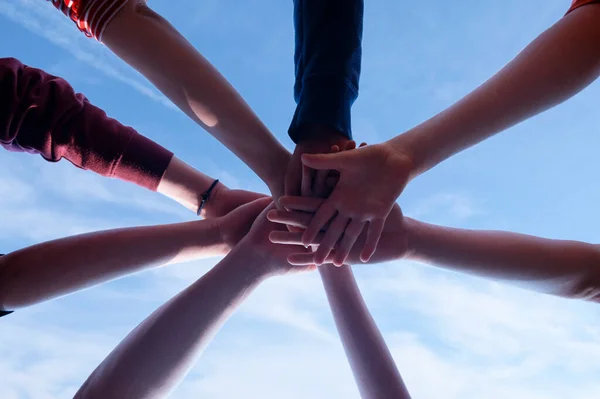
[1,0,600,397]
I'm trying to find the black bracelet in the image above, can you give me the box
[197,179,220,216]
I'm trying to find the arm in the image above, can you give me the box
[49,0,290,196]
[74,246,266,399]
[389,3,600,177]
[319,265,411,399]
[74,203,313,399]
[284,0,363,196]
[0,198,269,311]
[403,218,600,301]
[285,4,600,263]
[289,0,362,143]
[0,56,172,191]
[0,57,258,216]
[266,201,600,302]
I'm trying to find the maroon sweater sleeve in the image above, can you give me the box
[0,57,173,191]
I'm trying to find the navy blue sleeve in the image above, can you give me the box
[289,0,364,143]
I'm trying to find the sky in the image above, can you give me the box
[1,0,600,398]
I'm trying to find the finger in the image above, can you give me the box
[287,263,318,274]
[301,152,348,171]
[313,215,349,265]
[314,169,330,197]
[287,225,305,233]
[333,219,365,266]
[279,196,323,212]
[361,218,386,262]
[314,145,340,197]
[359,142,367,148]
[288,252,321,265]
[344,141,357,151]
[284,169,302,197]
[267,210,313,229]
[301,164,314,197]
[302,202,337,247]
[270,231,324,244]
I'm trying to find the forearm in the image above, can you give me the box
[75,247,265,399]
[390,5,600,177]
[156,156,220,216]
[319,265,410,399]
[290,0,363,142]
[101,1,289,185]
[0,219,225,311]
[0,57,173,191]
[404,218,600,301]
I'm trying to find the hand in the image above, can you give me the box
[217,197,272,250]
[268,200,408,266]
[205,183,268,219]
[237,203,316,277]
[284,127,351,198]
[285,142,413,264]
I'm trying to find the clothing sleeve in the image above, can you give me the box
[566,0,600,14]
[47,0,129,42]
[0,254,11,318]
[289,0,364,143]
[0,57,173,191]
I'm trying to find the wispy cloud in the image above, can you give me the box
[0,0,173,108]
[407,192,482,223]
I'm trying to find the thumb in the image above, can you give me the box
[301,151,348,171]
[238,197,273,220]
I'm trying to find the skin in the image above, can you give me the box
[0,198,270,311]
[74,204,314,399]
[102,0,290,199]
[269,200,600,302]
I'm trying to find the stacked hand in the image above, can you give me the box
[236,203,316,277]
[212,136,413,269]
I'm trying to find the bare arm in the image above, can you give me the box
[101,1,289,195]
[74,246,266,399]
[0,198,268,311]
[319,265,410,399]
[74,204,313,399]
[404,218,600,301]
[157,156,266,218]
[390,5,600,177]
[266,201,600,302]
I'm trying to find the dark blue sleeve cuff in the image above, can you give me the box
[288,76,357,143]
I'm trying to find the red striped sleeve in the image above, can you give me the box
[567,0,600,14]
[47,0,128,42]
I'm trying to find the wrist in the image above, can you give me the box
[263,148,290,191]
[296,125,349,146]
[225,243,273,281]
[384,134,421,182]
[200,181,227,218]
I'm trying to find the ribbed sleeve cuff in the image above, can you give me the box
[113,131,174,191]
